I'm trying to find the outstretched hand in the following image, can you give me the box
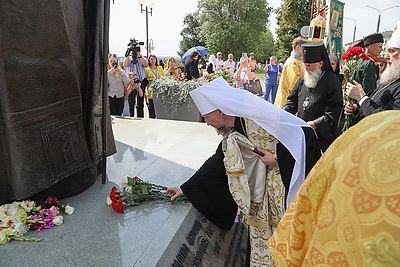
[166,186,183,201]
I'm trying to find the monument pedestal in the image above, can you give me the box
[155,208,248,267]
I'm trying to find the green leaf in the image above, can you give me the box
[140,185,149,195]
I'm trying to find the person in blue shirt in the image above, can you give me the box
[123,48,149,117]
[263,56,283,103]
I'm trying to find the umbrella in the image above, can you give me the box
[181,46,209,63]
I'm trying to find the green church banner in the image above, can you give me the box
[327,0,344,59]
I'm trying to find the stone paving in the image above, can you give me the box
[0,116,222,267]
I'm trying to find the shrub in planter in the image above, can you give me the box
[150,76,205,120]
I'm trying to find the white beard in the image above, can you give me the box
[303,69,322,88]
[380,59,400,85]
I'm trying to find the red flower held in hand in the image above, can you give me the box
[342,53,350,60]
[342,46,364,60]
[361,54,373,61]
[340,46,373,134]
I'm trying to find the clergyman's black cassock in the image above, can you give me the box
[284,71,343,151]
[181,118,321,230]
[360,78,400,116]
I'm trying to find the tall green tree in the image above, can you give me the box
[275,0,311,61]
[254,30,276,64]
[178,11,206,57]
[196,0,272,61]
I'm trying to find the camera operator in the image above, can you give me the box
[108,54,130,116]
[123,44,148,118]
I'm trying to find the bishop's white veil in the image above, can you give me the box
[190,77,317,206]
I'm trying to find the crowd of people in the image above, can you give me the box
[107,48,267,118]
[107,47,198,119]
[165,20,400,266]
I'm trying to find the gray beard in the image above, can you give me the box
[304,69,322,88]
[380,59,400,85]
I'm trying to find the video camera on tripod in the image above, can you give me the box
[125,38,144,64]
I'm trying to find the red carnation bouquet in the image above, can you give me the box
[341,46,372,132]
[341,46,372,61]
[107,176,186,213]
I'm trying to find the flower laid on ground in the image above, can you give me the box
[0,196,74,244]
[107,176,186,213]
[341,46,372,133]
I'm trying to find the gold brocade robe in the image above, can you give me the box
[222,119,285,266]
[274,56,304,109]
[269,111,400,266]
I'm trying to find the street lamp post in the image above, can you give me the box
[366,5,399,33]
[138,0,154,58]
[148,39,154,54]
[345,17,357,42]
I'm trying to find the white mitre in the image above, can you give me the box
[387,20,400,49]
[189,77,318,206]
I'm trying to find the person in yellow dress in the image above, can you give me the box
[269,110,400,266]
[274,37,307,108]
[145,54,165,118]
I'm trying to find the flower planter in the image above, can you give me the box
[151,76,204,122]
[154,95,202,122]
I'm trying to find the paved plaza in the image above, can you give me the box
[0,116,223,266]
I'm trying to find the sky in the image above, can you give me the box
[109,0,400,58]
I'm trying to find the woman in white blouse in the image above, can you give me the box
[108,55,130,115]
[235,56,255,89]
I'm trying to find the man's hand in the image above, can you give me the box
[166,186,183,201]
[344,102,358,115]
[346,82,366,101]
[256,147,277,166]
[307,121,316,129]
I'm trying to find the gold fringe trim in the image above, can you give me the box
[226,169,246,176]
